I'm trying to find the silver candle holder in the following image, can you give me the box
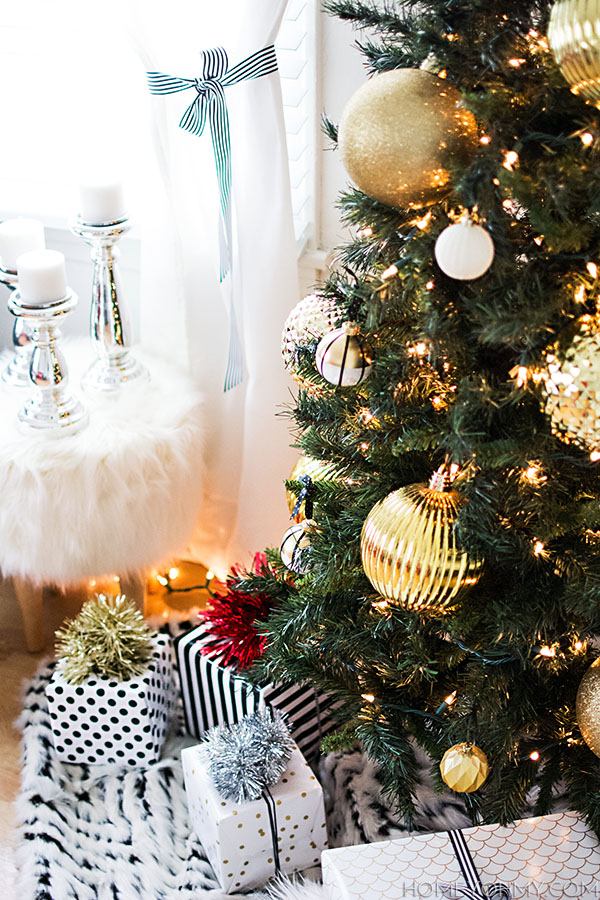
[8,288,88,433]
[0,264,34,387]
[70,215,150,391]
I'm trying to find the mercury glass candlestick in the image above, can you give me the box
[70,214,150,391]
[0,264,35,387]
[8,287,88,432]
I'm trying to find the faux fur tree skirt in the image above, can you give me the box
[15,656,479,899]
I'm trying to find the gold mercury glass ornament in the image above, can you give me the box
[281,293,343,390]
[548,0,600,107]
[576,657,600,757]
[361,465,482,612]
[541,315,600,451]
[338,68,478,209]
[440,742,489,793]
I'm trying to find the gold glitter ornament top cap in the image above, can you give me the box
[338,68,478,210]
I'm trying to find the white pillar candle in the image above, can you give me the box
[78,180,126,224]
[0,218,45,271]
[17,250,68,305]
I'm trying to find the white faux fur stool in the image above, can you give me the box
[0,341,204,651]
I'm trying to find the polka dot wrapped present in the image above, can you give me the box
[45,634,176,767]
[181,741,327,893]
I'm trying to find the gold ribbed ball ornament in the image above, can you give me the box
[286,455,341,522]
[541,315,600,451]
[316,322,373,387]
[282,293,343,390]
[440,742,489,793]
[338,68,478,210]
[548,0,600,107]
[576,658,600,757]
[360,466,482,612]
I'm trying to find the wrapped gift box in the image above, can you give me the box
[322,810,600,900]
[46,633,175,766]
[174,623,338,756]
[182,740,327,892]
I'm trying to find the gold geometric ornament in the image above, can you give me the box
[541,315,600,451]
[440,742,489,793]
[549,0,600,107]
[360,466,482,612]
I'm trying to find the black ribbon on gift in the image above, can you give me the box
[261,787,281,874]
[441,829,511,900]
[291,475,314,520]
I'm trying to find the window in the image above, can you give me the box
[0,1,315,249]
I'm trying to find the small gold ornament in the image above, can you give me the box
[541,315,600,451]
[338,68,478,210]
[315,322,373,387]
[548,0,600,107]
[440,742,489,793]
[282,293,343,390]
[280,519,317,573]
[360,466,482,612]
[576,657,600,757]
[286,455,341,522]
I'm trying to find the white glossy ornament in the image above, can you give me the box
[280,519,316,573]
[434,217,495,280]
[315,323,373,387]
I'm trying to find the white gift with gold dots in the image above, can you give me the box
[181,742,327,892]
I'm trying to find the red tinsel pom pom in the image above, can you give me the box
[198,552,274,670]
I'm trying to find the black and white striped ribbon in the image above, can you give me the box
[147,45,278,391]
[441,830,511,900]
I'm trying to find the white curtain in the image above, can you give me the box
[128,0,299,577]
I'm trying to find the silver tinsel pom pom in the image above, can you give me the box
[205,708,295,803]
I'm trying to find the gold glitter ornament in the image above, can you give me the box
[360,466,482,611]
[576,658,600,757]
[286,455,341,522]
[548,0,600,107]
[282,293,343,389]
[315,322,373,387]
[338,68,478,210]
[541,315,600,451]
[440,742,489,793]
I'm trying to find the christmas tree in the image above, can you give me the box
[240,0,600,831]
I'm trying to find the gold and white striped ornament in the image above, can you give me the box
[549,0,600,106]
[315,322,373,387]
[360,466,482,612]
[280,518,317,573]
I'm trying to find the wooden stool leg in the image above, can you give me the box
[120,573,148,617]
[13,576,45,652]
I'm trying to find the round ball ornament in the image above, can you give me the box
[316,322,373,387]
[282,293,343,388]
[434,216,495,280]
[440,742,489,793]
[576,657,600,757]
[541,315,600,451]
[360,466,482,612]
[549,0,600,107]
[338,68,478,210]
[286,455,341,522]
[280,518,316,574]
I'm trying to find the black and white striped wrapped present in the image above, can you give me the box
[173,623,338,758]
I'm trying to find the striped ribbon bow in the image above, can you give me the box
[147,45,278,390]
[440,830,511,900]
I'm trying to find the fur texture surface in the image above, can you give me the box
[0,342,204,584]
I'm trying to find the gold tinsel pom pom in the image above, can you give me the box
[576,658,600,758]
[541,315,600,451]
[338,68,478,210]
[55,594,155,685]
[549,0,600,108]
[440,742,489,793]
[360,467,482,612]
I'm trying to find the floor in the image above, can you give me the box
[0,562,211,896]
